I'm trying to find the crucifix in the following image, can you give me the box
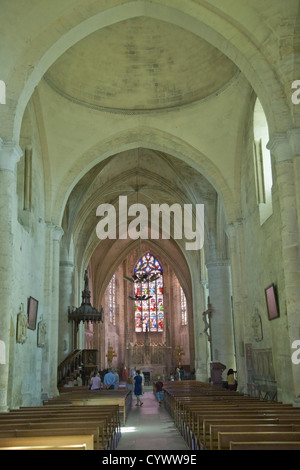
[106,345,117,368]
[203,296,213,360]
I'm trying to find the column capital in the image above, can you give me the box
[46,223,64,242]
[60,261,75,271]
[0,138,23,171]
[267,133,292,163]
[226,219,245,238]
[287,128,300,157]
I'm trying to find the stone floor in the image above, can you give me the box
[116,387,190,451]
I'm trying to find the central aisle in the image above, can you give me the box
[116,387,190,451]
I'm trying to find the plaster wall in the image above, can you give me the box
[239,109,292,402]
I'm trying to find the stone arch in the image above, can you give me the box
[2,1,293,141]
[55,126,236,228]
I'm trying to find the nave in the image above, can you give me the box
[116,386,189,451]
[1,381,300,450]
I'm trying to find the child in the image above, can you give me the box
[155,376,164,405]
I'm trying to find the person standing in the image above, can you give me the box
[104,369,116,390]
[134,370,143,406]
[227,369,238,391]
[140,370,145,395]
[155,376,164,405]
[113,368,119,390]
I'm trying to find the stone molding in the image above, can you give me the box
[45,223,64,242]
[267,133,293,163]
[59,261,75,269]
[206,259,231,269]
[226,219,245,238]
[0,138,23,171]
[288,128,300,157]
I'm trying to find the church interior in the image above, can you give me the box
[0,0,300,451]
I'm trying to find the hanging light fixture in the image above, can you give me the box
[123,151,159,301]
[124,272,159,301]
[68,269,104,328]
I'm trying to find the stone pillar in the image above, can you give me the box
[0,139,22,411]
[58,261,75,365]
[42,224,64,399]
[194,279,210,382]
[226,220,248,393]
[268,133,300,403]
[206,260,235,372]
[289,129,300,245]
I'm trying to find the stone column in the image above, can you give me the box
[268,133,300,403]
[206,259,235,372]
[58,261,75,365]
[289,129,300,245]
[0,139,22,411]
[42,224,64,399]
[226,219,248,393]
[194,278,210,382]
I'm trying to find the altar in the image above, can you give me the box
[127,341,172,381]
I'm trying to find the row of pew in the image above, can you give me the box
[163,381,300,450]
[0,388,132,450]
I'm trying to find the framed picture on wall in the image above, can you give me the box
[265,284,280,320]
[27,296,38,330]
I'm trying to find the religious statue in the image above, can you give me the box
[251,308,263,342]
[37,320,47,348]
[16,303,28,344]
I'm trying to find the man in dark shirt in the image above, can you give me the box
[155,376,164,405]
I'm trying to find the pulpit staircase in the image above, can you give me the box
[57,349,98,387]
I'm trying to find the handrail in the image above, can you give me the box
[57,349,83,386]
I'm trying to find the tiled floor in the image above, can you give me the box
[116,387,190,451]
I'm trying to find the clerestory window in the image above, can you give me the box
[109,273,116,325]
[253,98,273,224]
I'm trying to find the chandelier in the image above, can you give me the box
[124,272,159,301]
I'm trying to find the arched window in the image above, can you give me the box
[253,98,273,224]
[0,340,5,364]
[0,80,6,105]
[109,274,116,325]
[180,287,188,326]
[134,252,164,332]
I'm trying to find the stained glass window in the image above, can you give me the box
[181,287,187,326]
[134,252,164,332]
[109,274,116,325]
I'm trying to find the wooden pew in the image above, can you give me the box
[230,441,300,450]
[0,434,94,450]
[201,413,300,449]
[184,406,300,449]
[0,405,120,450]
[44,389,132,425]
[7,404,120,437]
[0,419,106,449]
[0,428,98,447]
[218,431,300,450]
[162,381,300,451]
